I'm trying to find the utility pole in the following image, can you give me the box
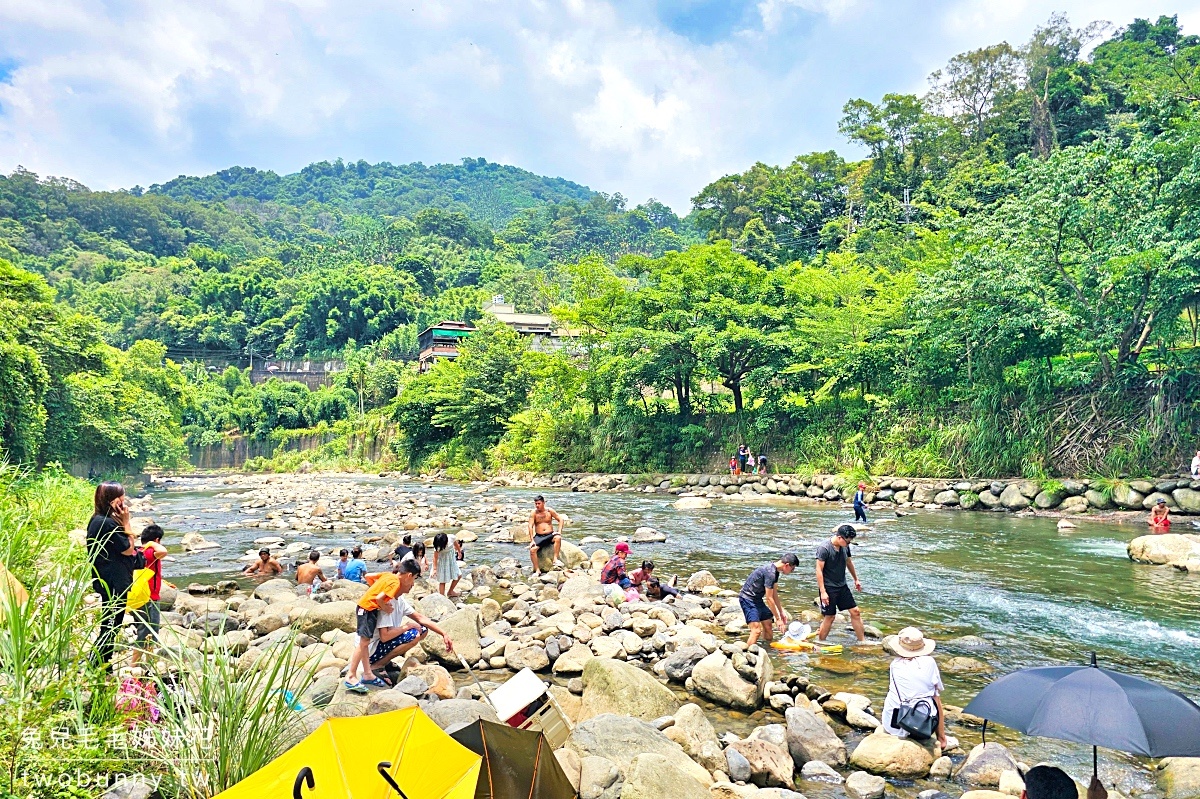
[847,199,855,238]
[903,188,912,225]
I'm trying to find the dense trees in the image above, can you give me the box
[3,13,1200,477]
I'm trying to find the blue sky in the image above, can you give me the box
[1,0,1198,211]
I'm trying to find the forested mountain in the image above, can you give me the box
[3,13,1200,480]
[148,158,595,228]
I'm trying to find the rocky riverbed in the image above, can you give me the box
[114,472,1200,799]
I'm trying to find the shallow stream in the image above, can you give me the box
[150,475,1200,796]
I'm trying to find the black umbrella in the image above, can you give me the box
[964,654,1200,779]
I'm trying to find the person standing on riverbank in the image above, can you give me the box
[528,495,565,574]
[87,482,139,673]
[816,525,866,644]
[1192,450,1200,478]
[739,553,799,647]
[737,444,749,474]
[853,483,868,523]
[131,524,168,666]
[433,532,461,597]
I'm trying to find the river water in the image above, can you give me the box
[151,476,1200,795]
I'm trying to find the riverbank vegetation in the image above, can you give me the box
[4,14,1200,479]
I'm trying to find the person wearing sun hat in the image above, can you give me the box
[881,627,951,749]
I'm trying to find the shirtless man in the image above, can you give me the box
[296,550,332,592]
[528,495,565,574]
[243,548,283,576]
[1149,498,1171,533]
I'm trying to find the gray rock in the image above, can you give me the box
[421,607,482,666]
[396,676,430,696]
[1061,480,1086,496]
[366,689,419,715]
[934,490,960,506]
[691,651,769,711]
[1173,489,1200,513]
[999,485,1031,511]
[507,645,551,672]
[101,778,154,799]
[785,706,847,767]
[423,698,500,730]
[579,756,620,799]
[729,739,795,788]
[566,714,712,785]
[1111,484,1146,510]
[662,645,708,683]
[621,753,710,799]
[725,746,752,783]
[800,760,844,783]
[580,657,679,721]
[1084,489,1114,510]
[955,742,1019,787]
[1143,492,1176,510]
[1034,488,1066,509]
[845,771,886,799]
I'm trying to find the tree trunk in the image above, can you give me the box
[730,381,743,413]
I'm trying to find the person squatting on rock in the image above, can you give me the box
[366,559,455,675]
[739,553,799,647]
[528,495,565,574]
[816,524,866,643]
[600,542,632,600]
[881,626,950,749]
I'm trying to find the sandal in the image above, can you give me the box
[345,681,368,694]
[361,676,390,688]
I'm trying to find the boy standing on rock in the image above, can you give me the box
[816,525,866,644]
[740,553,799,647]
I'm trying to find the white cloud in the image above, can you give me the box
[1,0,1199,211]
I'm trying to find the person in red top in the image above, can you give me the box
[132,524,168,665]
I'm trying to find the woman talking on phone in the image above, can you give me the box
[87,481,140,673]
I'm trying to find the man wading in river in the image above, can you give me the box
[528,495,565,574]
[740,553,799,647]
[816,524,867,644]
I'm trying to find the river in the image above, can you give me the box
[151,475,1200,795]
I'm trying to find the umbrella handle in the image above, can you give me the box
[981,719,988,746]
[378,761,410,799]
[293,767,314,799]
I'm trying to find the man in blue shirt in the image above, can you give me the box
[343,545,368,583]
[739,553,799,647]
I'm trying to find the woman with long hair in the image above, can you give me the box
[86,481,139,673]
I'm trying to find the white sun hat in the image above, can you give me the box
[884,626,936,658]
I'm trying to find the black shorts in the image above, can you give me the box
[820,584,857,616]
[532,532,558,550]
[356,607,379,640]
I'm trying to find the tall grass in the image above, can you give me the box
[147,637,320,798]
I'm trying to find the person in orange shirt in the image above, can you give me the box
[345,572,408,693]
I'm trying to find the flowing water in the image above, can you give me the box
[152,475,1200,795]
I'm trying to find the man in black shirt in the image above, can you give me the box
[739,553,799,647]
[815,524,866,643]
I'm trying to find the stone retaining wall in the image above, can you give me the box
[485,472,1200,515]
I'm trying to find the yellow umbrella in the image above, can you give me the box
[214,706,481,799]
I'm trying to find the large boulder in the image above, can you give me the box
[662,645,708,683]
[1128,534,1200,566]
[849,729,937,778]
[1084,489,1113,510]
[998,485,1030,511]
[553,643,595,674]
[1160,757,1200,799]
[685,571,720,592]
[366,689,419,715]
[690,651,769,711]
[421,607,482,666]
[785,706,847,767]
[1173,489,1200,514]
[1111,484,1146,510]
[955,743,1019,787]
[539,541,589,571]
[294,601,357,636]
[664,703,724,773]
[620,753,710,799]
[674,498,712,510]
[728,739,795,788]
[423,698,500,730]
[566,714,711,785]
[580,657,680,721]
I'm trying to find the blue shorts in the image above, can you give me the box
[370,625,426,664]
[739,595,773,624]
